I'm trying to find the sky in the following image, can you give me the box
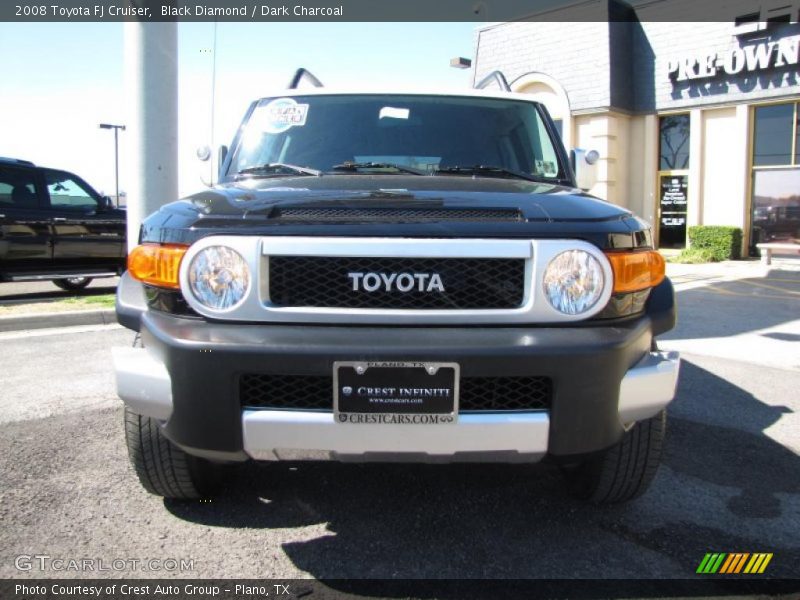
[0,22,477,198]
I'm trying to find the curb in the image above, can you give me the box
[0,308,118,333]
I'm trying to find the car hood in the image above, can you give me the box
[174,175,631,223]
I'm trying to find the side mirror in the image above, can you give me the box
[196,145,211,162]
[196,145,228,187]
[196,145,213,187]
[100,195,115,209]
[570,148,600,191]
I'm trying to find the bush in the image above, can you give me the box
[687,226,742,261]
[671,247,718,264]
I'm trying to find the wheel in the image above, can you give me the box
[53,276,92,291]
[124,406,226,499]
[564,410,666,504]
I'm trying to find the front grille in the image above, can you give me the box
[273,207,523,223]
[240,374,551,412]
[268,257,525,309]
[241,375,333,410]
[458,377,551,411]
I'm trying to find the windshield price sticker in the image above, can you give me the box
[254,98,309,134]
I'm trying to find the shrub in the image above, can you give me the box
[687,226,742,261]
[671,247,717,264]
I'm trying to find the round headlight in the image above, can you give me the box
[187,246,250,310]
[542,250,604,315]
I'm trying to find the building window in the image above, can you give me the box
[753,104,795,166]
[659,114,690,170]
[751,102,800,249]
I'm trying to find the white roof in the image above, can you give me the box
[255,86,540,104]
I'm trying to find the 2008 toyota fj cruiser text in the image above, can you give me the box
[113,70,680,504]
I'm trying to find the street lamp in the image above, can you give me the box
[99,123,126,207]
[449,57,472,69]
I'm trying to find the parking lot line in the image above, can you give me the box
[693,285,800,301]
[733,279,800,295]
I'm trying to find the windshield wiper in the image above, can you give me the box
[236,163,322,178]
[435,164,549,183]
[330,162,426,175]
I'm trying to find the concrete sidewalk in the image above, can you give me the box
[0,308,117,333]
[0,278,118,332]
[668,255,800,284]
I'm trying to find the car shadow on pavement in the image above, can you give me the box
[612,360,800,585]
[164,359,799,592]
[664,361,796,519]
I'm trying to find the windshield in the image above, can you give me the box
[227,94,565,181]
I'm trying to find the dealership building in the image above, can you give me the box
[472,1,800,253]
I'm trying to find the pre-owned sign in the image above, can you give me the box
[668,37,799,82]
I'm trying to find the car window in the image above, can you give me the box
[230,94,566,180]
[0,167,40,209]
[44,170,98,210]
[0,181,17,204]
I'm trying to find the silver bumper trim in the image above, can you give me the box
[242,410,550,462]
[112,347,173,420]
[618,351,680,423]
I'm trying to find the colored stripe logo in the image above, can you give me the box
[697,553,773,574]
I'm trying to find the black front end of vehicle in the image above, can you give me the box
[119,276,673,463]
[113,175,679,503]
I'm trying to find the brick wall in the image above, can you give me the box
[474,5,800,113]
[474,21,612,111]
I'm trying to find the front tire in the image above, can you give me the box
[53,276,92,291]
[565,410,666,504]
[124,407,225,499]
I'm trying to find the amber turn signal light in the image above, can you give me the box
[127,244,188,289]
[606,250,666,293]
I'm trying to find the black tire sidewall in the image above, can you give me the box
[53,277,92,291]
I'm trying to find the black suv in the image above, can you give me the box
[114,72,680,504]
[0,157,126,290]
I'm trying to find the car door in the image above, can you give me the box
[0,164,52,278]
[43,169,126,271]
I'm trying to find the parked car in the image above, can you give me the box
[0,157,126,290]
[113,70,679,504]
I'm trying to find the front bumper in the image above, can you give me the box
[113,305,679,463]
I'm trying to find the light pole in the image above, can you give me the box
[200,21,218,183]
[99,123,126,207]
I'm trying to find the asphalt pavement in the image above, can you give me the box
[0,263,798,587]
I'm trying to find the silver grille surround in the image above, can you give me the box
[177,236,614,324]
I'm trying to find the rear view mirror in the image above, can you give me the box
[100,195,114,209]
[571,148,600,191]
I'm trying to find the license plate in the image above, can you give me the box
[333,361,459,424]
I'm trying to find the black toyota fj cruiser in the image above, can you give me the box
[113,70,679,504]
